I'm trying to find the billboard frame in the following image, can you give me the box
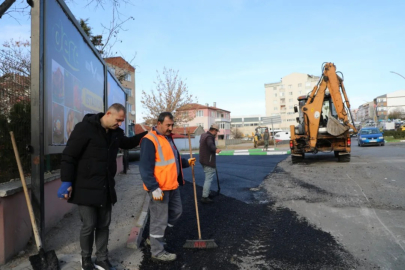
[30,0,129,238]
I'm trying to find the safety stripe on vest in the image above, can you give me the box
[148,132,176,166]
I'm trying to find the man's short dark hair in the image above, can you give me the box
[108,103,126,114]
[157,112,174,123]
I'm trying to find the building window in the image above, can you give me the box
[274,107,278,110]
[298,83,302,87]
[305,82,311,86]
[124,87,132,97]
[273,86,277,90]
[288,84,292,89]
[280,92,285,97]
[273,100,278,104]
[289,92,293,95]
[298,91,302,94]
[289,105,293,109]
[124,73,132,81]
[211,111,216,117]
[126,103,132,114]
[280,84,284,89]
[274,93,277,97]
[289,99,293,102]
[196,110,204,117]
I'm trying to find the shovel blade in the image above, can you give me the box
[29,249,60,270]
[327,114,349,136]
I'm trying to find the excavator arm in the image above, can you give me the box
[302,63,356,149]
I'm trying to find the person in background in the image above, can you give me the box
[57,103,147,270]
[199,124,221,203]
[139,112,195,262]
[263,128,270,151]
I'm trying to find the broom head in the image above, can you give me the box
[183,239,218,249]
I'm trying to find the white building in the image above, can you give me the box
[265,73,320,130]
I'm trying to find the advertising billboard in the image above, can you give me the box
[43,0,107,154]
[107,72,126,131]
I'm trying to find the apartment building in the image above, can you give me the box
[374,90,405,120]
[104,57,136,124]
[356,102,375,122]
[264,73,320,130]
[177,102,231,139]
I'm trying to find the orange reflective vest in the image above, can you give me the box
[142,130,184,191]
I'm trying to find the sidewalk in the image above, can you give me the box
[1,165,147,270]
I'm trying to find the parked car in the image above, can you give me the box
[358,127,384,147]
[274,131,291,143]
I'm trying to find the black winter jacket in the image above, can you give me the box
[199,131,217,168]
[61,113,147,207]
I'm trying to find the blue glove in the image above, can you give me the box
[57,182,72,199]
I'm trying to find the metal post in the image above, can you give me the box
[31,0,45,241]
[272,121,276,148]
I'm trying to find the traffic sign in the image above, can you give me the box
[262,115,282,124]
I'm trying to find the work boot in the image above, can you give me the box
[94,258,115,270]
[81,257,95,270]
[151,250,177,262]
[201,196,214,204]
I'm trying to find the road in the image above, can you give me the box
[131,141,405,269]
[263,140,405,269]
[137,154,359,269]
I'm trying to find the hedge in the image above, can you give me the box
[383,130,405,139]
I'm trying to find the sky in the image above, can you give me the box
[1,0,405,122]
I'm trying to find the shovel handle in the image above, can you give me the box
[187,132,202,239]
[10,132,42,250]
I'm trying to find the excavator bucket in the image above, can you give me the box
[327,112,349,136]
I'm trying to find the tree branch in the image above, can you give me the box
[0,0,17,18]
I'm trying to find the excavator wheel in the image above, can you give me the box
[338,154,350,162]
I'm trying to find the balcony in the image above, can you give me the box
[215,118,230,123]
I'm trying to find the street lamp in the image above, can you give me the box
[390,71,405,80]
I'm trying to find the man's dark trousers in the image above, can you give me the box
[78,204,112,260]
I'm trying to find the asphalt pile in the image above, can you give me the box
[139,182,358,270]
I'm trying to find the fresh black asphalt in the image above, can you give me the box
[132,155,358,269]
[183,154,284,203]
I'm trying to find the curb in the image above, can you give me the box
[126,192,149,249]
[218,149,291,155]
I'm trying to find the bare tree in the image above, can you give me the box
[231,127,244,139]
[141,67,197,126]
[388,108,405,120]
[0,39,31,116]
[0,0,130,19]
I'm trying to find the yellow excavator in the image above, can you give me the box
[290,62,357,163]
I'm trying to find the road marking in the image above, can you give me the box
[346,173,405,254]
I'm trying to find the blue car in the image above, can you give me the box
[358,127,384,147]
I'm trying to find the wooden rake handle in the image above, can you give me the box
[10,131,42,250]
[187,132,202,239]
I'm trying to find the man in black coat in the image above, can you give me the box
[57,103,147,270]
[199,124,221,203]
